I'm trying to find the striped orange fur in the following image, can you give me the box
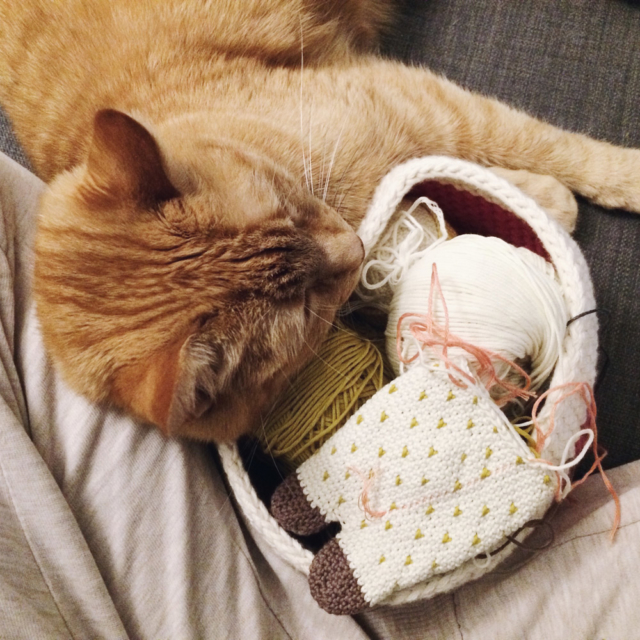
[0,0,639,440]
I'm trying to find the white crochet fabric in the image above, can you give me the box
[298,364,556,606]
[218,156,598,605]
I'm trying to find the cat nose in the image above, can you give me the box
[316,226,365,277]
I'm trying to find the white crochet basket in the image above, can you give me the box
[218,156,598,606]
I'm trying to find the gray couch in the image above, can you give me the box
[2,0,638,468]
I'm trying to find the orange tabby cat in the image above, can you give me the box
[0,0,638,441]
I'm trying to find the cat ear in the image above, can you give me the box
[113,334,217,433]
[113,337,190,432]
[85,109,179,205]
[113,334,261,440]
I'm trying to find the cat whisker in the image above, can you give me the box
[309,300,368,319]
[213,492,235,520]
[256,412,286,481]
[323,116,347,203]
[298,19,310,193]
[239,437,269,485]
[338,298,372,315]
[307,102,314,195]
[319,125,329,202]
[328,152,358,212]
[242,437,261,470]
[303,304,335,327]
[301,334,350,381]
[303,304,364,339]
[334,190,349,217]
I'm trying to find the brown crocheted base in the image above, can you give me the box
[270,472,329,536]
[309,538,369,615]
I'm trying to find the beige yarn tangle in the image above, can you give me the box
[257,322,388,470]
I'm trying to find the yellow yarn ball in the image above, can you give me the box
[257,322,389,470]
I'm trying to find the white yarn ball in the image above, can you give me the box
[385,235,568,395]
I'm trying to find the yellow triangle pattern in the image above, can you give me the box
[304,364,553,581]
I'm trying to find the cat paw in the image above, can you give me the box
[489,167,578,233]
[586,147,640,214]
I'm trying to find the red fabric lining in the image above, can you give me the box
[409,181,551,261]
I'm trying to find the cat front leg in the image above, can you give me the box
[409,67,640,214]
[328,60,640,216]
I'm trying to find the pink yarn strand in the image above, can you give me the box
[350,467,387,519]
[532,382,621,540]
[396,263,534,405]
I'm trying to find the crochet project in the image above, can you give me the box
[271,363,557,614]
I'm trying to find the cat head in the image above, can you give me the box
[34,109,364,441]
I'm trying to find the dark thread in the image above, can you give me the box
[566,307,610,328]
[505,519,555,551]
[566,308,611,393]
[477,503,559,574]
